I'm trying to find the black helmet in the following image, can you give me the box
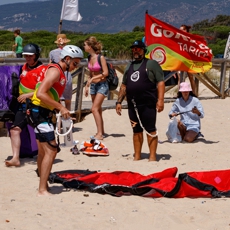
[130,40,147,54]
[22,43,41,61]
[130,40,146,49]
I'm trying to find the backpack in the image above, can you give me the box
[88,54,119,91]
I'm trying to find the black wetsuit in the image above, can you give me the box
[125,58,162,133]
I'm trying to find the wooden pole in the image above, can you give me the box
[220,61,227,98]
[58,20,62,34]
[75,67,85,122]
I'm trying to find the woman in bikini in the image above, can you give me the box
[84,36,109,140]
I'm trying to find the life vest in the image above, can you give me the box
[31,63,66,111]
[19,62,46,95]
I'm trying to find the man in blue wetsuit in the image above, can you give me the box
[116,40,165,161]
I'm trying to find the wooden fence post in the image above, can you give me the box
[74,67,85,122]
[220,60,227,99]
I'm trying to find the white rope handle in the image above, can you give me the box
[55,111,74,137]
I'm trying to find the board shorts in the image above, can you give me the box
[26,103,55,143]
[128,103,157,133]
[11,103,27,130]
[34,122,55,142]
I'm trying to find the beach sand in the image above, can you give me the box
[1,86,230,230]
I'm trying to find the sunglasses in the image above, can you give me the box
[72,60,79,67]
[131,47,143,52]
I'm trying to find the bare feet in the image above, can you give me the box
[148,157,157,162]
[5,159,20,167]
[149,154,157,161]
[133,153,141,161]
[94,134,104,140]
[37,190,53,196]
[133,157,141,161]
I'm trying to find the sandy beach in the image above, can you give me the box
[1,86,230,229]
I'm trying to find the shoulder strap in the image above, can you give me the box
[97,54,102,67]
[19,65,23,75]
[48,63,64,74]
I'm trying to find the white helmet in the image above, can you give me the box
[60,45,83,59]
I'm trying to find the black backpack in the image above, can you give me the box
[88,54,119,91]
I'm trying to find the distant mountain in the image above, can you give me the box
[0,0,230,33]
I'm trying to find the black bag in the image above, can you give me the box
[88,54,119,91]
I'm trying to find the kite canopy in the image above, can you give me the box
[49,167,230,198]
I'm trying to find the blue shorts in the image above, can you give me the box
[90,81,109,96]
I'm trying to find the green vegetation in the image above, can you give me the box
[192,15,230,56]
[0,30,144,59]
[1,14,230,58]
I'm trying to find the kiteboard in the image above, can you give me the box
[79,139,109,156]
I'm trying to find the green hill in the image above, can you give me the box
[1,14,230,58]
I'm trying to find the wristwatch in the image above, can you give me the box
[116,102,121,105]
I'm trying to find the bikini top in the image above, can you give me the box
[88,55,102,72]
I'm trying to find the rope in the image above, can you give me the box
[55,112,73,137]
[131,99,158,138]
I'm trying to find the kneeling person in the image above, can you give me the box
[168,82,204,142]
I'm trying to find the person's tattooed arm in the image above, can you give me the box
[117,84,126,104]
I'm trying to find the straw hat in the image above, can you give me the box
[179,82,192,92]
[54,34,71,45]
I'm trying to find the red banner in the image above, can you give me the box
[145,13,213,73]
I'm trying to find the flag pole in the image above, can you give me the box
[59,0,82,33]
[58,20,62,34]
